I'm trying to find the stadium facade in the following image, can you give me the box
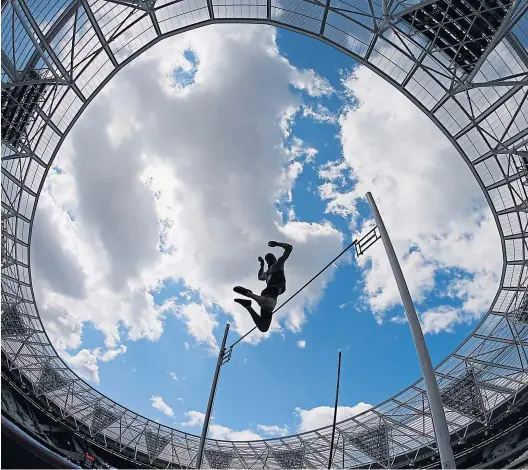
[1,0,528,467]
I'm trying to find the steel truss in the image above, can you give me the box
[1,0,528,467]
[204,449,235,469]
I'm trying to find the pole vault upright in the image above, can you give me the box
[196,323,230,469]
[366,192,456,469]
[328,351,342,469]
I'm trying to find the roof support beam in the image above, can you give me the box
[80,0,119,68]
[465,0,522,83]
[26,0,80,70]
[14,0,86,102]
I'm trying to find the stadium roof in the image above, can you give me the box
[2,0,528,467]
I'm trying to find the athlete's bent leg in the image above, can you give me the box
[234,299,272,332]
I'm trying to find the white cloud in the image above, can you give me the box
[302,104,337,124]
[317,64,501,329]
[59,345,127,384]
[318,160,349,182]
[163,302,219,354]
[295,403,373,432]
[420,306,476,335]
[392,305,480,334]
[181,410,206,427]
[184,342,190,351]
[62,349,100,384]
[34,24,346,359]
[181,410,262,440]
[94,345,127,362]
[256,424,290,437]
[151,396,174,417]
[169,371,178,381]
[297,340,306,349]
[209,424,262,441]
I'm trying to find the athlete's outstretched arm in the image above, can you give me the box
[257,256,266,281]
[268,241,293,265]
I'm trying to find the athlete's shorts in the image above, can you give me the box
[262,285,285,299]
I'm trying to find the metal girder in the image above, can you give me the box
[1,170,37,198]
[205,0,214,19]
[102,0,155,11]
[391,0,438,22]
[452,76,528,93]
[2,0,528,467]
[25,0,80,71]
[475,380,517,395]
[149,9,162,36]
[1,51,19,80]
[9,0,62,82]
[14,0,86,102]
[391,397,461,430]
[2,77,70,88]
[486,172,524,191]
[466,0,523,83]
[475,128,528,164]
[378,0,439,32]
[473,333,528,347]
[454,355,524,373]
[454,86,523,140]
[80,0,119,68]
[504,233,528,240]
[506,31,528,70]
[320,0,331,36]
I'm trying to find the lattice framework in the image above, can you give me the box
[272,447,306,469]
[204,448,235,469]
[346,422,391,465]
[91,403,119,436]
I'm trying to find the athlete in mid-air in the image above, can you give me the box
[233,241,293,332]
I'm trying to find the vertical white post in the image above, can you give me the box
[366,192,456,469]
[196,323,230,469]
[328,351,342,469]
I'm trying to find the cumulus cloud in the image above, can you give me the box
[162,302,219,353]
[317,64,501,330]
[34,24,346,361]
[295,403,373,432]
[420,306,476,335]
[297,340,306,349]
[58,345,127,385]
[62,349,100,384]
[181,410,206,427]
[302,104,337,124]
[169,371,178,381]
[181,403,374,440]
[151,396,174,417]
[209,424,262,441]
[256,424,290,437]
[181,411,262,440]
[94,345,127,362]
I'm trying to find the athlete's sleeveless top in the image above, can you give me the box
[266,264,286,292]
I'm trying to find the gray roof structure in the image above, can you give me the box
[2,0,528,467]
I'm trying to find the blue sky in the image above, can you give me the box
[33,24,500,440]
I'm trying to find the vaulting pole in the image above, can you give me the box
[196,323,230,469]
[366,192,455,469]
[328,351,342,469]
